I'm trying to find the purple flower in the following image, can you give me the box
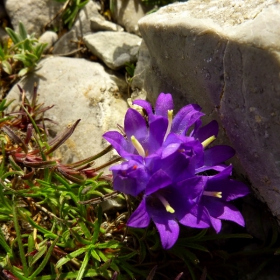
[110,159,150,196]
[181,165,250,232]
[127,170,208,249]
[103,93,249,249]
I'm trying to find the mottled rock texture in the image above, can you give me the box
[139,0,280,219]
[4,0,62,36]
[84,31,141,70]
[111,0,149,35]
[6,57,128,169]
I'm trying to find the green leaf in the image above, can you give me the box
[97,249,108,262]
[5,27,22,44]
[0,228,13,255]
[10,267,29,280]
[33,43,47,58]
[56,247,88,269]
[69,228,91,246]
[33,268,101,280]
[91,205,102,244]
[29,238,59,279]
[24,216,58,239]
[19,22,28,40]
[18,67,29,77]
[76,250,91,280]
[97,240,120,249]
[30,245,47,266]
[0,45,6,59]
[2,60,13,74]
[12,203,28,276]
[117,250,138,260]
[25,51,39,61]
[27,234,35,275]
[90,249,101,262]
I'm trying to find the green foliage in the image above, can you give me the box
[0,22,47,78]
[1,85,280,279]
[54,0,90,29]
[125,62,136,85]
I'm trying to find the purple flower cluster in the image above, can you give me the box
[103,93,249,249]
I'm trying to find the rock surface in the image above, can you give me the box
[111,0,149,35]
[39,31,58,53]
[52,0,100,55]
[6,57,128,169]
[138,0,280,219]
[84,31,141,70]
[90,14,124,32]
[4,0,62,36]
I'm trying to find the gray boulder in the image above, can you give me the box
[6,57,129,169]
[138,1,280,220]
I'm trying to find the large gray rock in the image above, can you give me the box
[6,57,128,169]
[4,0,62,37]
[84,31,141,70]
[138,1,280,220]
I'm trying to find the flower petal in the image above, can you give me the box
[132,99,153,117]
[176,176,208,200]
[145,169,172,195]
[127,199,150,228]
[179,212,210,229]
[171,104,204,135]
[103,131,131,157]
[154,217,179,249]
[111,160,149,196]
[194,120,219,142]
[203,199,245,227]
[124,108,148,140]
[154,93,174,118]
[204,145,235,166]
[205,166,250,200]
[148,117,168,153]
[179,203,211,229]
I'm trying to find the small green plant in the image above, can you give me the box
[54,0,90,29]
[1,22,47,78]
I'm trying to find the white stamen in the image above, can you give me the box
[203,191,222,198]
[163,110,173,141]
[157,194,175,213]
[201,135,216,149]
[131,135,145,157]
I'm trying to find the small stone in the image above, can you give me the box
[39,31,58,53]
[83,31,141,70]
[90,14,124,32]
